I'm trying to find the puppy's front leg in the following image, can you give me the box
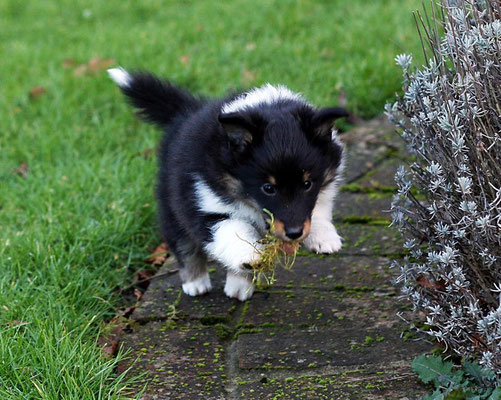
[204,219,260,301]
[304,182,342,254]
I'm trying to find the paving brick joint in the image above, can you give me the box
[117,116,432,399]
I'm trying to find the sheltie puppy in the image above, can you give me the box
[109,68,347,301]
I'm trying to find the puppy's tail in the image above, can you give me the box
[108,67,204,129]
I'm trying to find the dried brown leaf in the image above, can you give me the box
[146,242,169,265]
[72,57,115,76]
[62,58,76,68]
[242,69,256,85]
[134,288,143,302]
[87,57,115,73]
[29,86,46,99]
[338,90,347,107]
[121,305,136,318]
[6,320,27,326]
[416,275,445,291]
[13,162,29,178]
[73,64,88,77]
[101,340,119,357]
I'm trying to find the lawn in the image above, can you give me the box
[0,0,423,398]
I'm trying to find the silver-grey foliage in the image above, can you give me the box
[387,0,501,370]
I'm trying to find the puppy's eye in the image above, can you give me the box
[303,180,312,191]
[261,183,276,196]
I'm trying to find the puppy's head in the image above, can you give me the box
[219,101,347,242]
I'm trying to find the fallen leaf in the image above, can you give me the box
[13,162,29,178]
[416,275,445,291]
[321,48,334,59]
[98,318,126,358]
[134,288,143,302]
[246,42,256,51]
[121,305,136,318]
[6,320,28,326]
[134,269,158,290]
[62,58,76,68]
[2,305,8,311]
[73,64,88,77]
[141,147,154,159]
[102,340,119,357]
[72,57,115,76]
[338,90,347,107]
[146,242,169,265]
[179,55,190,66]
[29,86,46,99]
[472,333,486,349]
[87,57,114,73]
[242,69,256,85]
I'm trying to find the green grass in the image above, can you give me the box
[0,0,423,398]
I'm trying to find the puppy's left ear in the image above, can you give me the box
[310,107,349,140]
[219,112,260,153]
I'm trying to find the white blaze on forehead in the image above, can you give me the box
[221,83,307,114]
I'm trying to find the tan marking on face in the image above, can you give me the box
[303,171,311,182]
[272,219,287,240]
[302,219,311,240]
[268,176,277,185]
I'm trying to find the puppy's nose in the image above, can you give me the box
[285,226,303,240]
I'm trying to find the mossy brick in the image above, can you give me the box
[235,326,430,370]
[354,158,404,189]
[339,116,409,184]
[270,256,395,290]
[340,115,406,154]
[341,147,388,184]
[117,321,226,400]
[333,224,402,256]
[132,265,237,322]
[333,192,392,221]
[242,289,404,329]
[235,365,427,399]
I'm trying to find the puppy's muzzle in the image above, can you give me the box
[272,219,311,242]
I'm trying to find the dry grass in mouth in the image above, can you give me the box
[242,209,300,287]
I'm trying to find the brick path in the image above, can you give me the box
[118,117,431,399]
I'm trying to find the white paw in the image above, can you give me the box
[303,220,342,254]
[182,273,212,296]
[224,272,255,301]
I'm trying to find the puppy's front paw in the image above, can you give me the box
[304,220,342,254]
[182,273,212,296]
[224,272,255,301]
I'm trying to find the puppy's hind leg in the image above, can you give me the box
[175,241,212,296]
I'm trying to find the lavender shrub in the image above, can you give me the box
[387,0,501,370]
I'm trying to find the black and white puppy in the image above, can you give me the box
[108,68,347,301]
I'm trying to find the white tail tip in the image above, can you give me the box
[107,67,131,88]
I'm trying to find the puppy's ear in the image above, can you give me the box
[219,112,259,152]
[310,107,349,140]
